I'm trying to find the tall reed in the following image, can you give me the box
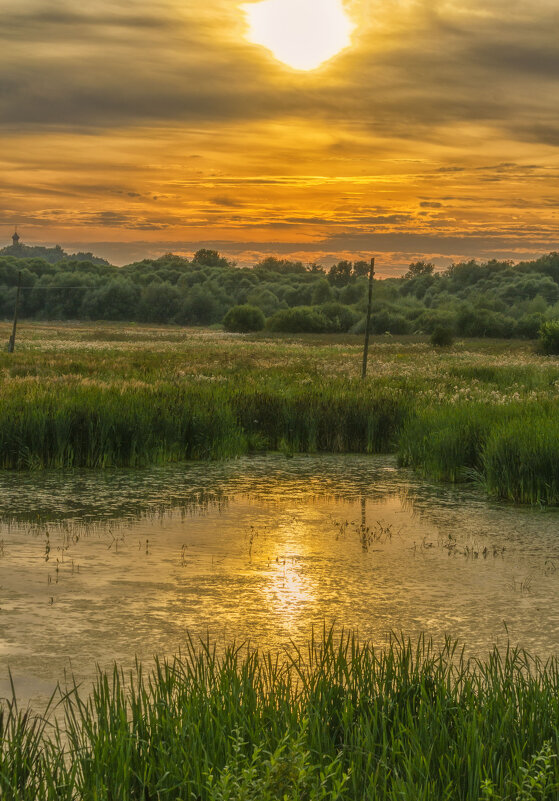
[2,631,559,800]
[483,413,559,504]
[0,380,411,468]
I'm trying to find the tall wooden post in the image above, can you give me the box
[361,257,375,379]
[7,271,22,353]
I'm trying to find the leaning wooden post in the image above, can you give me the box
[7,271,22,353]
[361,257,375,379]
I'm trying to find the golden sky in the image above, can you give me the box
[1,0,559,273]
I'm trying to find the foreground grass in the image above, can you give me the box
[2,631,559,800]
[3,322,559,503]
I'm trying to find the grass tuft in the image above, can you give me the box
[3,631,559,799]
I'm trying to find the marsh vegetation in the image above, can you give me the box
[2,322,559,504]
[2,321,559,796]
[4,630,559,800]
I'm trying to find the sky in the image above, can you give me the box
[1,0,558,274]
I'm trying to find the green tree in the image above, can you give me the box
[192,249,231,268]
[81,279,140,320]
[404,261,435,279]
[138,282,181,323]
[328,261,353,286]
[223,304,265,332]
[311,279,333,305]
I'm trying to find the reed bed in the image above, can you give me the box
[2,631,559,800]
[0,379,410,468]
[398,401,559,504]
[3,323,559,503]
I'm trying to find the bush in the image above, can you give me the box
[517,313,545,340]
[178,286,223,325]
[319,302,361,333]
[222,305,265,333]
[267,306,330,333]
[351,310,411,336]
[138,282,182,323]
[456,307,517,338]
[415,309,456,335]
[430,326,455,347]
[538,320,559,354]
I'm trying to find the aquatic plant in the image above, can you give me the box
[3,322,559,504]
[483,413,559,504]
[398,400,559,505]
[3,631,559,799]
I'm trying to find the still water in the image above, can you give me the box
[1,455,559,707]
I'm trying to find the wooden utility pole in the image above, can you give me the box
[361,257,375,379]
[7,271,22,353]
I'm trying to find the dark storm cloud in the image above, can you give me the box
[1,0,559,146]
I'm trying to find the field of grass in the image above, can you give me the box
[3,630,559,800]
[2,321,559,503]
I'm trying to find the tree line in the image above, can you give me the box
[2,248,559,338]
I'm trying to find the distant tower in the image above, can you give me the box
[12,229,20,247]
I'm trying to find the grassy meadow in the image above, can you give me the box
[2,321,559,502]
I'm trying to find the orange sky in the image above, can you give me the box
[1,0,558,273]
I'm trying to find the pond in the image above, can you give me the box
[1,454,559,708]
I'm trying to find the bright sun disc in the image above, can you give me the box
[243,0,354,71]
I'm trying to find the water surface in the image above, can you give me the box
[1,455,559,707]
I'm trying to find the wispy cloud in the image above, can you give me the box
[1,0,558,269]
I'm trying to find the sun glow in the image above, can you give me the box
[242,0,354,71]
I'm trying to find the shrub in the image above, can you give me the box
[178,286,223,325]
[517,313,545,340]
[351,310,411,336]
[222,305,265,333]
[266,306,330,333]
[456,306,517,338]
[318,302,361,332]
[538,320,559,354]
[415,309,456,334]
[430,326,455,347]
[138,282,182,323]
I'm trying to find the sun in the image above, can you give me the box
[242,0,354,71]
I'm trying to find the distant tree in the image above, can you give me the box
[223,304,265,332]
[340,281,365,305]
[353,260,371,278]
[177,286,223,325]
[404,261,435,279]
[517,313,545,339]
[538,320,559,354]
[246,288,280,316]
[328,261,353,286]
[415,309,456,334]
[192,249,231,268]
[311,279,333,305]
[138,282,181,323]
[318,302,361,333]
[81,279,140,320]
[267,306,330,333]
[283,284,312,307]
[254,257,307,275]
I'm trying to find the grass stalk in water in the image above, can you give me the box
[2,630,559,799]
